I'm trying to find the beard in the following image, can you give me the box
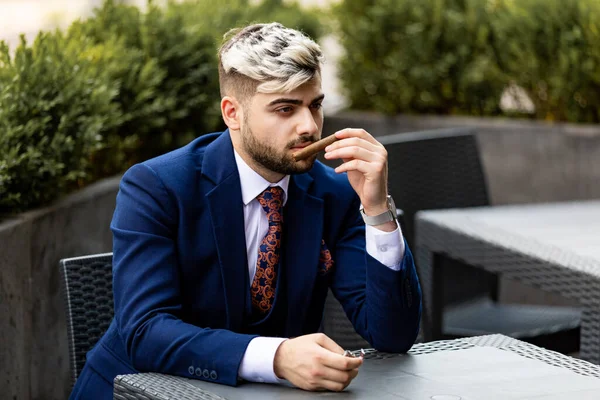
[241,124,319,175]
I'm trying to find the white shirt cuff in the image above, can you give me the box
[365,222,405,270]
[238,337,287,383]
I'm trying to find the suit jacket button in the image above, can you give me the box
[195,368,202,377]
[188,366,195,375]
[203,369,210,379]
[210,371,218,380]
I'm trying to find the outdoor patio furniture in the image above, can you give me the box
[381,127,580,354]
[113,333,600,399]
[415,201,599,362]
[60,253,114,386]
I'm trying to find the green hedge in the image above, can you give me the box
[0,33,121,211]
[334,0,600,123]
[0,0,323,214]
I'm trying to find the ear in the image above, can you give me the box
[221,96,242,131]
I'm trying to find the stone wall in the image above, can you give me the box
[0,175,120,400]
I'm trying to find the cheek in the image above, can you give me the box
[315,111,324,127]
[258,121,291,148]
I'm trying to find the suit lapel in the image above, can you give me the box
[283,173,324,336]
[203,130,247,332]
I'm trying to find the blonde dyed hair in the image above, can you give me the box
[218,22,323,101]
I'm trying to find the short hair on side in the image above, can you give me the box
[218,22,323,102]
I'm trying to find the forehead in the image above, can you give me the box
[253,77,323,104]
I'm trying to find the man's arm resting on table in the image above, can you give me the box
[239,334,363,392]
[238,337,287,383]
[329,203,421,353]
[237,222,403,387]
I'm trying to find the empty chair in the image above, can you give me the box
[60,253,114,386]
[380,127,580,354]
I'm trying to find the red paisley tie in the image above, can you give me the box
[251,186,284,315]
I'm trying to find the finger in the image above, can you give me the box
[319,369,360,392]
[314,333,344,354]
[325,136,382,154]
[317,365,356,383]
[325,145,385,164]
[335,159,385,176]
[334,128,380,147]
[313,334,364,369]
[315,380,346,392]
[320,351,364,371]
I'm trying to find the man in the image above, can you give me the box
[69,22,421,399]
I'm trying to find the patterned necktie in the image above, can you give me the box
[251,186,284,316]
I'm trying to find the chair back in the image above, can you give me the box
[380,127,490,243]
[381,127,494,306]
[60,253,114,385]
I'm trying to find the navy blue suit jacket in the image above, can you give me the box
[70,130,422,399]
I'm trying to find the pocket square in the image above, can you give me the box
[319,239,334,275]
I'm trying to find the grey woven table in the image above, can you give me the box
[415,200,600,364]
[113,334,600,399]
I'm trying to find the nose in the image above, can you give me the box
[296,107,319,137]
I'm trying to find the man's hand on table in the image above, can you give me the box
[273,333,363,392]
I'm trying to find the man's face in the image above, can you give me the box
[240,77,324,175]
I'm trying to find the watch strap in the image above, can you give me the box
[360,195,398,226]
[361,208,396,225]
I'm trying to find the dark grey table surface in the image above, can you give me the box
[114,334,600,400]
[415,200,600,364]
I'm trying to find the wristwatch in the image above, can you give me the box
[359,195,397,226]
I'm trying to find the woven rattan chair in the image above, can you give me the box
[60,253,114,387]
[379,127,580,354]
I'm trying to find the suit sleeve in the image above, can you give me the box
[111,163,257,386]
[329,195,422,353]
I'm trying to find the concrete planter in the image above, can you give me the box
[0,175,121,400]
[324,111,600,205]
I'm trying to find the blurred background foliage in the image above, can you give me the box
[1,0,600,214]
[334,0,600,123]
[0,0,323,213]
[0,32,122,211]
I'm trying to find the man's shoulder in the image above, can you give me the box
[119,131,225,196]
[142,131,222,173]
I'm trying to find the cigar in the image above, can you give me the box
[292,134,339,161]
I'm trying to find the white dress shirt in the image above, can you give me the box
[233,150,406,383]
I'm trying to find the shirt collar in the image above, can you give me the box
[234,149,290,206]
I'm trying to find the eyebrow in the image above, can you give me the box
[267,94,325,107]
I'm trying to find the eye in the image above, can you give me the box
[276,106,294,114]
[310,102,323,110]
